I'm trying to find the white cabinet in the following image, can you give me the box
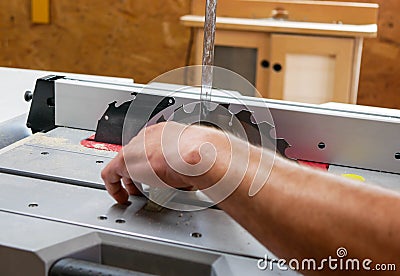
[181,0,378,104]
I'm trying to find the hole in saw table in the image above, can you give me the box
[97,215,108,221]
[115,218,126,224]
[191,232,202,238]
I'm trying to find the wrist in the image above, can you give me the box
[181,128,231,190]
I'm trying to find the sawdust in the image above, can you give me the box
[7,132,112,161]
[93,143,110,151]
[30,134,69,147]
[29,134,87,152]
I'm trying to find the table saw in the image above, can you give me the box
[0,68,399,275]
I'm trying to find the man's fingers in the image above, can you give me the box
[101,154,130,204]
[107,179,129,204]
[122,177,142,196]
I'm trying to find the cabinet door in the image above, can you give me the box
[195,29,270,97]
[269,34,355,104]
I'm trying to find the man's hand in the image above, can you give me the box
[101,122,234,204]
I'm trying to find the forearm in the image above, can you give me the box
[103,122,400,275]
[218,147,400,274]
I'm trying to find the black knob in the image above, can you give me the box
[261,60,270,68]
[24,90,33,102]
[273,63,282,72]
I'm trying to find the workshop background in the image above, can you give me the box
[0,0,398,108]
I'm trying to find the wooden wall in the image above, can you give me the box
[325,0,400,108]
[0,0,191,83]
[0,0,399,108]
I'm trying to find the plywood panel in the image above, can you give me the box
[0,0,191,84]
[324,0,400,108]
[357,39,400,108]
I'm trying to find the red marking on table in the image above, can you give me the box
[298,160,329,171]
[80,135,122,152]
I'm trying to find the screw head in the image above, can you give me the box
[24,91,33,102]
[318,142,326,150]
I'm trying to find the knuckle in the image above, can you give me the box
[100,168,108,181]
